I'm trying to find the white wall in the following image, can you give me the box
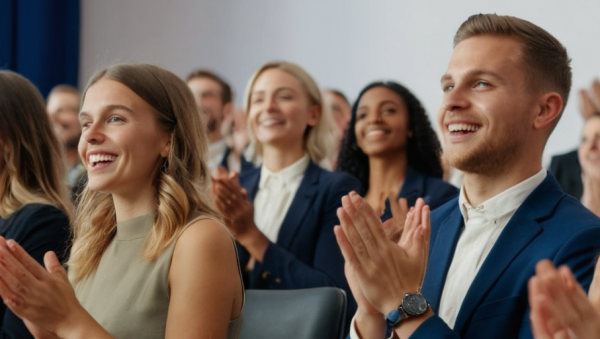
[80,0,600,164]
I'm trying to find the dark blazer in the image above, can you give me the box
[220,147,255,174]
[0,204,71,339]
[549,149,582,199]
[380,167,458,221]
[237,161,363,326]
[408,173,600,338]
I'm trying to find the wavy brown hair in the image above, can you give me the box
[69,64,221,282]
[0,71,73,220]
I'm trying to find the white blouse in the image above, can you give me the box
[253,154,310,243]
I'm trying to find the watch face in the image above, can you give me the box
[402,293,428,316]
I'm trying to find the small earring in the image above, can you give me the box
[160,159,168,173]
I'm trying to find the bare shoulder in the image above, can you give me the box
[172,218,236,263]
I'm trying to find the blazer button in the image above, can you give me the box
[261,271,272,280]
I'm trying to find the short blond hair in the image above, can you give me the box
[455,14,572,120]
[243,61,334,164]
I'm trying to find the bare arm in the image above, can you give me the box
[165,219,243,339]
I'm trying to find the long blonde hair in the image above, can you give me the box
[69,64,221,282]
[243,61,335,165]
[0,71,73,220]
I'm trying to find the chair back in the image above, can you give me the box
[240,287,347,339]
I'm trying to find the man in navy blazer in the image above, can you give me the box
[336,14,600,339]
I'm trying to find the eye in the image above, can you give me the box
[356,112,367,120]
[382,108,396,115]
[80,121,91,129]
[252,97,264,104]
[108,116,123,123]
[442,84,454,92]
[475,81,490,88]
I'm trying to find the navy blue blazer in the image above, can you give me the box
[380,167,458,221]
[220,147,255,174]
[407,173,600,338]
[237,161,363,324]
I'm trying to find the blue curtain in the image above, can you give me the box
[0,0,80,98]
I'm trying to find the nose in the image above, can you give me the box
[81,122,105,145]
[266,95,279,113]
[367,111,383,124]
[441,86,469,112]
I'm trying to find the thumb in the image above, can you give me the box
[44,251,67,278]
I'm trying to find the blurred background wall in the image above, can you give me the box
[79,0,600,163]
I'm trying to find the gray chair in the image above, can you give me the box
[240,287,348,339]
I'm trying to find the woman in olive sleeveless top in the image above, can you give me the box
[0,64,244,339]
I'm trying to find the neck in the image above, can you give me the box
[65,148,80,169]
[365,154,407,206]
[262,142,306,172]
[111,183,156,223]
[462,153,542,206]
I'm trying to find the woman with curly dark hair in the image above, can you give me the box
[337,81,458,220]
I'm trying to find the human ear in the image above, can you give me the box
[307,105,321,127]
[160,134,173,158]
[533,92,563,131]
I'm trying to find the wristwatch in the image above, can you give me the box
[385,292,429,328]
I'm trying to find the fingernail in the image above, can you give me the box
[6,240,14,250]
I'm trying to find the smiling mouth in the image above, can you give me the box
[448,123,481,135]
[260,119,284,127]
[89,154,117,167]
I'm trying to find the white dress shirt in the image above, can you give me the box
[254,154,310,243]
[438,168,546,328]
[208,138,228,173]
[349,168,546,338]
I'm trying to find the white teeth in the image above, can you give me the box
[260,119,283,126]
[448,123,480,132]
[89,154,117,165]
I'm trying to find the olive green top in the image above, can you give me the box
[70,213,243,339]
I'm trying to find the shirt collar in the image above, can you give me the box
[259,154,310,189]
[458,168,547,223]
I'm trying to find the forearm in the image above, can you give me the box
[55,308,114,339]
[351,312,386,339]
[236,225,269,263]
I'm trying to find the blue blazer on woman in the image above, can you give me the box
[380,166,458,221]
[237,161,363,323]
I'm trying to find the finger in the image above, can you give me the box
[589,259,600,313]
[579,89,597,120]
[0,241,42,284]
[419,205,431,287]
[337,205,371,262]
[349,192,387,244]
[342,194,378,249]
[334,226,361,269]
[0,259,30,310]
[590,79,600,110]
[529,277,552,339]
[44,252,68,280]
[399,207,415,247]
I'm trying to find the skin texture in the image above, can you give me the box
[580,116,600,216]
[187,77,232,143]
[341,34,564,338]
[0,78,243,339]
[354,86,410,214]
[529,259,600,339]
[211,68,320,267]
[323,90,351,137]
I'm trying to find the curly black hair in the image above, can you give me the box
[336,81,443,191]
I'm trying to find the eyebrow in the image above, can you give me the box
[440,69,503,84]
[357,100,399,111]
[79,104,135,119]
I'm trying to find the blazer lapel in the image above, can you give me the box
[276,162,320,248]
[452,174,562,332]
[398,166,425,207]
[243,167,261,202]
[422,206,464,312]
